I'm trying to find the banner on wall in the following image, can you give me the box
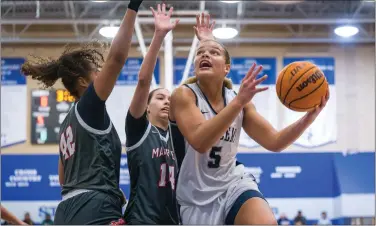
[1,58,27,147]
[1,153,374,222]
[173,58,194,85]
[173,57,278,149]
[282,57,336,148]
[106,58,160,145]
[229,58,278,148]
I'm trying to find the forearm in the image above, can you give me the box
[107,9,137,63]
[273,114,314,151]
[192,99,243,153]
[1,206,24,225]
[138,33,165,84]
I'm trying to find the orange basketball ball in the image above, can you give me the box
[276,61,328,112]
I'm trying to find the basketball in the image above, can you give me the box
[276,61,329,112]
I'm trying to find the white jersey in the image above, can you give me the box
[175,83,244,207]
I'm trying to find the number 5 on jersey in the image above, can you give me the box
[60,126,76,160]
[158,163,175,190]
[208,146,222,168]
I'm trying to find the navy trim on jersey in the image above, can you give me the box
[183,84,198,106]
[225,190,266,225]
[195,83,227,115]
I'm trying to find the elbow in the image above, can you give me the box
[267,142,286,153]
[268,146,284,153]
[190,139,211,154]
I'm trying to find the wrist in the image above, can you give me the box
[154,30,169,37]
[232,96,246,109]
[128,0,142,12]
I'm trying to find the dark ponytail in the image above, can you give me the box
[21,42,106,98]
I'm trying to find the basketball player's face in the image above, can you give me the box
[194,41,230,79]
[148,89,171,120]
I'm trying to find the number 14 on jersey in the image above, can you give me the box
[158,163,175,190]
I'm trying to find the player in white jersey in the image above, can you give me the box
[169,14,330,225]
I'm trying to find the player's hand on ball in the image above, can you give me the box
[306,88,330,120]
[235,63,269,107]
[194,12,215,41]
[151,3,179,35]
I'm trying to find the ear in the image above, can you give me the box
[146,106,150,114]
[224,64,231,75]
[77,77,89,88]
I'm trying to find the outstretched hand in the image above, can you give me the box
[150,3,179,35]
[235,63,269,106]
[194,12,215,41]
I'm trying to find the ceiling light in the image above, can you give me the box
[334,25,359,38]
[99,26,119,38]
[213,27,238,39]
[258,0,303,4]
[220,1,241,3]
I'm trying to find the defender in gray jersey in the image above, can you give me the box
[122,4,180,224]
[21,1,143,224]
[170,15,330,225]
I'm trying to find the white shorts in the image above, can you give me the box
[179,173,263,225]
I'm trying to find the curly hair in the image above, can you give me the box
[21,42,106,98]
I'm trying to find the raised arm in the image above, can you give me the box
[171,63,268,153]
[242,91,329,152]
[194,13,216,41]
[93,0,142,101]
[129,3,179,118]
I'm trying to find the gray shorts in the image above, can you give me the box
[54,190,122,225]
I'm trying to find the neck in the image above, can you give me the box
[198,79,223,104]
[149,117,168,131]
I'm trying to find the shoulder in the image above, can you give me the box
[171,85,196,104]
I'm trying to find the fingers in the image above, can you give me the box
[150,7,156,17]
[157,4,161,14]
[201,12,204,26]
[167,6,174,17]
[252,74,268,86]
[254,87,269,94]
[205,13,210,26]
[172,19,180,28]
[244,64,263,84]
[162,3,166,14]
[210,20,216,30]
[196,14,200,26]
[242,63,256,83]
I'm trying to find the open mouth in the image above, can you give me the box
[199,60,212,69]
[161,107,169,113]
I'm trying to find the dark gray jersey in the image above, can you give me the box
[59,102,123,201]
[123,121,179,225]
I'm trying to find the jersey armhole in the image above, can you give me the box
[169,84,198,124]
[74,102,113,135]
[125,121,152,152]
[183,84,198,107]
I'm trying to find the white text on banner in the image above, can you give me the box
[1,58,27,147]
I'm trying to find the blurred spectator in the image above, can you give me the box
[23,212,34,225]
[293,210,307,225]
[41,214,53,225]
[317,211,331,225]
[278,213,291,225]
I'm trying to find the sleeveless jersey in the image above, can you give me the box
[59,102,123,201]
[173,83,244,206]
[123,121,179,224]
